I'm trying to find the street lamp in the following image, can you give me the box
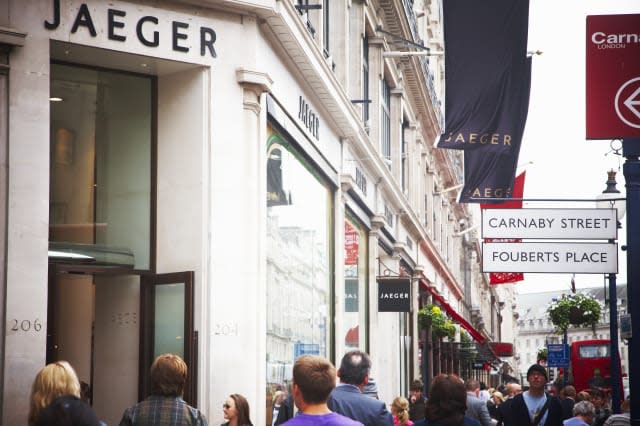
[596,169,625,414]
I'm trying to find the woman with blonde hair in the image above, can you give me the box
[28,360,82,425]
[391,396,413,426]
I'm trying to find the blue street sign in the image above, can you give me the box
[547,343,570,367]
[294,343,320,359]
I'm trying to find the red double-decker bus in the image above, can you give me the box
[570,339,622,395]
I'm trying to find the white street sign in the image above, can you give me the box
[482,242,618,273]
[482,208,617,239]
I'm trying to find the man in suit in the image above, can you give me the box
[499,364,563,426]
[560,385,576,421]
[327,350,393,426]
[465,379,493,426]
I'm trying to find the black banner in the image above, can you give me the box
[378,277,411,312]
[437,0,530,152]
[459,58,532,203]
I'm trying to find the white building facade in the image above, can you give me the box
[0,0,514,424]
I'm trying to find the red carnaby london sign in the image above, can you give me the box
[586,14,640,139]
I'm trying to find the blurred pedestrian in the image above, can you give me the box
[119,353,207,425]
[391,397,413,426]
[222,394,253,426]
[37,394,104,426]
[589,389,611,426]
[414,374,480,426]
[487,391,504,420]
[478,383,491,403]
[408,380,427,422]
[503,383,522,399]
[29,360,102,426]
[575,392,591,403]
[362,377,380,399]
[281,355,362,426]
[603,397,630,426]
[465,379,492,426]
[272,388,294,426]
[560,386,576,421]
[563,401,595,426]
[327,350,393,426]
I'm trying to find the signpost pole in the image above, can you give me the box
[623,139,640,425]
[608,272,621,413]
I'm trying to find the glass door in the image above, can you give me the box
[140,272,196,406]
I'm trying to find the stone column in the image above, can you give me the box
[0,23,27,425]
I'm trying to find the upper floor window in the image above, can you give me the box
[380,79,391,163]
[362,35,370,125]
[401,121,408,193]
[323,0,330,56]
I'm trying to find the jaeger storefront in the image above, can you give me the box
[2,0,419,424]
[1,1,273,424]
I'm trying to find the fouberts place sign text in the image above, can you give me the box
[482,242,617,274]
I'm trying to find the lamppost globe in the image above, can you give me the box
[596,169,626,222]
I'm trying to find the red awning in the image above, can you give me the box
[419,279,486,344]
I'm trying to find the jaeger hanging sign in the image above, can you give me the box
[378,277,411,312]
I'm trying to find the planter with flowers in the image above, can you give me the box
[418,304,456,340]
[546,293,602,332]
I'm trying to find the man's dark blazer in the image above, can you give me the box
[327,384,393,426]
[560,397,575,421]
[498,392,563,426]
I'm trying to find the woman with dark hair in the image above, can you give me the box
[415,374,480,426]
[222,394,253,426]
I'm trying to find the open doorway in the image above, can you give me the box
[47,265,195,425]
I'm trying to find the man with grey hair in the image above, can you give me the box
[563,401,596,426]
[327,350,393,426]
[464,379,493,426]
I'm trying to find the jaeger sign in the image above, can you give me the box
[44,0,218,59]
[378,278,411,312]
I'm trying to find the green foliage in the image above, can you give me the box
[418,304,456,340]
[547,293,602,332]
[537,347,548,361]
[460,329,471,343]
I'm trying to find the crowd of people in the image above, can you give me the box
[28,351,631,426]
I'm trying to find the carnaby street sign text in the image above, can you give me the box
[482,208,617,239]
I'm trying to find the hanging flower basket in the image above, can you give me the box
[569,307,586,325]
[418,304,456,341]
[547,293,602,332]
[537,347,548,363]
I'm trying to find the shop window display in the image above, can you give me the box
[265,127,332,425]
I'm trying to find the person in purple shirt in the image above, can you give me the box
[282,355,363,426]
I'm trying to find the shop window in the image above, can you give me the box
[265,127,333,423]
[49,63,152,269]
[342,214,369,352]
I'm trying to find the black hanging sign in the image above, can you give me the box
[378,277,411,312]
